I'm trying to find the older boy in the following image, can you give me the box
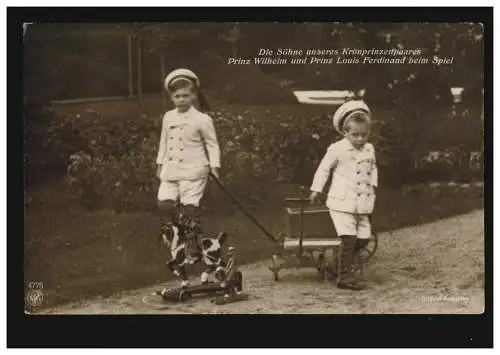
[156,68,220,263]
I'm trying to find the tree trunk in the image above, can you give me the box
[413,107,420,170]
[136,38,143,109]
[160,49,167,111]
[481,88,484,128]
[127,32,133,97]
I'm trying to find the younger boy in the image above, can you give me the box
[309,100,378,291]
[156,68,221,263]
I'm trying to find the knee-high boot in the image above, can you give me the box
[158,199,177,225]
[354,238,370,259]
[182,204,203,263]
[158,199,177,244]
[337,235,366,291]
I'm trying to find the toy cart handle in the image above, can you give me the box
[209,172,279,244]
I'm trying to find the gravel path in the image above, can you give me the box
[36,210,484,315]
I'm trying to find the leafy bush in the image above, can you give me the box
[62,109,332,212]
[417,147,484,183]
[25,98,88,187]
[65,127,160,212]
[25,99,483,213]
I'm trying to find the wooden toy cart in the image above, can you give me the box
[269,191,378,284]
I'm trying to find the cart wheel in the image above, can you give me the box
[351,232,378,272]
[269,254,280,281]
[315,252,328,279]
[322,233,378,277]
[360,232,378,262]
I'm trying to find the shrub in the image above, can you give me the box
[25,97,88,187]
[25,101,481,213]
[64,109,330,212]
[66,134,159,213]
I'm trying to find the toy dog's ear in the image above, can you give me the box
[202,239,212,250]
[160,225,172,245]
[217,232,228,245]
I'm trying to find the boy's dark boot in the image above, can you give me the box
[158,200,177,243]
[182,204,203,264]
[352,238,370,275]
[354,238,370,261]
[337,235,367,291]
[158,199,177,233]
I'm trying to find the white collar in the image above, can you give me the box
[175,106,197,116]
[340,137,368,152]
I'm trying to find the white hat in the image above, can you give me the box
[164,68,200,91]
[332,100,371,134]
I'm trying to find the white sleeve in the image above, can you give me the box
[156,114,168,164]
[310,145,339,193]
[371,146,378,187]
[199,115,221,168]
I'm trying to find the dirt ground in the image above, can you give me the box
[35,209,484,315]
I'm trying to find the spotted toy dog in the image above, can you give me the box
[160,215,228,288]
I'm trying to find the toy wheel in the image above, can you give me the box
[158,287,182,301]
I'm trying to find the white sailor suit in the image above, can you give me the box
[310,138,378,239]
[156,106,220,206]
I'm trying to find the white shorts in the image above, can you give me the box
[157,178,208,206]
[329,210,371,239]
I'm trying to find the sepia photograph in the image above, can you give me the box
[21,20,486,319]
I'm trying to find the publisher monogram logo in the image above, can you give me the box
[26,281,44,308]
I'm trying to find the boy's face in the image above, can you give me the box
[344,121,370,150]
[170,87,196,113]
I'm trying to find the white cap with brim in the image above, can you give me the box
[332,100,371,134]
[164,68,200,91]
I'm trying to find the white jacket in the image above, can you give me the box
[311,138,378,214]
[156,106,220,181]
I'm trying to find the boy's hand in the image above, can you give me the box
[156,164,162,179]
[210,167,220,179]
[309,191,320,204]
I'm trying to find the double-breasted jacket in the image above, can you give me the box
[156,107,220,181]
[310,138,378,214]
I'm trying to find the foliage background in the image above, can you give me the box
[24,22,483,212]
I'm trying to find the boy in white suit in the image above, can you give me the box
[156,68,221,263]
[310,100,378,290]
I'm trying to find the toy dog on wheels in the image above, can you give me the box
[158,210,231,285]
[157,229,246,304]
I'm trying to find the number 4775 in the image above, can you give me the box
[28,281,43,290]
